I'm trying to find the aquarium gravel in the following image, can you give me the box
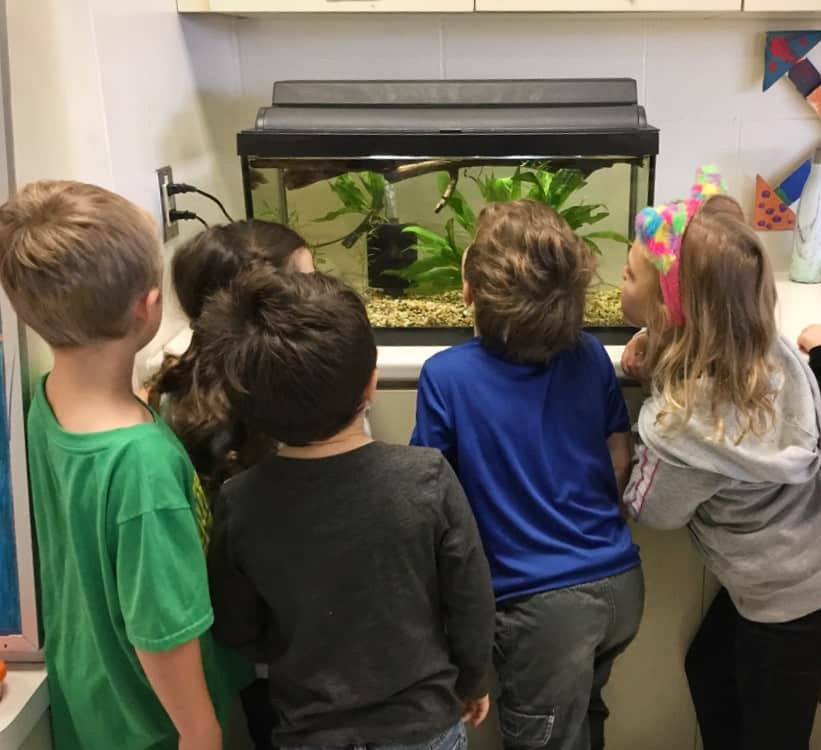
[364,287,625,329]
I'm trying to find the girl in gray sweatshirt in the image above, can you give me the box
[620,170,821,750]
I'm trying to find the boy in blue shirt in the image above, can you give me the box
[412,200,644,750]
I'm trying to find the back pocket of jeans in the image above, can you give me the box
[429,722,466,750]
[499,706,555,747]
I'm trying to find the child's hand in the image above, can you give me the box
[798,324,821,354]
[461,694,490,727]
[621,330,650,383]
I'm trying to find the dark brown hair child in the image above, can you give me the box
[203,268,496,750]
[149,219,313,492]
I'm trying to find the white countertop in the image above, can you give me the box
[0,665,49,747]
[148,274,820,384]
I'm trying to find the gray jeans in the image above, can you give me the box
[494,566,644,750]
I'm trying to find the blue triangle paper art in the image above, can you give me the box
[764,31,821,92]
[776,159,811,205]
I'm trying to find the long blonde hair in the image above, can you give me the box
[646,195,777,442]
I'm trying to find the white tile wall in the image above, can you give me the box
[10,9,821,355]
[8,0,250,379]
[228,12,821,280]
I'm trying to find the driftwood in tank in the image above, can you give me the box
[435,167,460,214]
[247,157,636,191]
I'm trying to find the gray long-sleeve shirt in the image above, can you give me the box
[208,441,495,746]
[625,337,821,623]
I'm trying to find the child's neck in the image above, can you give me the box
[278,414,372,459]
[47,338,151,433]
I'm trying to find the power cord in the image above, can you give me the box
[166,182,234,223]
[169,209,209,230]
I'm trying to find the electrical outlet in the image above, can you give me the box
[156,166,179,242]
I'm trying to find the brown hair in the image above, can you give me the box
[0,180,160,347]
[647,195,777,442]
[197,269,376,446]
[172,219,308,320]
[463,200,594,363]
[149,220,309,489]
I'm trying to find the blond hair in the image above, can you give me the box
[0,180,161,347]
[464,200,594,363]
[647,195,777,442]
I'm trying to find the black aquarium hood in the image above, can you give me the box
[237,78,659,159]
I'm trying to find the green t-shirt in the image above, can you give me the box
[27,376,245,749]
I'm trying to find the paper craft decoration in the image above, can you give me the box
[764,31,821,119]
[789,58,821,97]
[754,161,810,232]
[764,31,821,92]
[754,176,795,231]
[776,159,811,204]
[755,175,797,231]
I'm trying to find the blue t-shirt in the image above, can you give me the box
[411,334,639,601]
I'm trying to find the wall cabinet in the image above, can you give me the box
[177,0,474,11]
[177,0,821,10]
[475,0,741,10]
[743,0,821,9]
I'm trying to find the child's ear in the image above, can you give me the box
[463,278,473,308]
[363,368,378,404]
[460,245,474,308]
[133,287,161,325]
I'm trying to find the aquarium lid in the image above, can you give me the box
[238,79,659,158]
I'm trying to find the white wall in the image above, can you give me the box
[10,9,821,359]
[228,12,821,281]
[5,0,245,382]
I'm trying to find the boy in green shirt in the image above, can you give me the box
[0,181,237,749]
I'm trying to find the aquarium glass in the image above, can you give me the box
[247,155,652,333]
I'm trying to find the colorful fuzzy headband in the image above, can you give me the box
[634,165,727,326]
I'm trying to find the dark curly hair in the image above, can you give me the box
[149,220,309,491]
[197,268,376,446]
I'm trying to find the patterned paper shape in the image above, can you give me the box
[776,159,811,205]
[764,31,821,91]
[808,87,821,118]
[789,58,821,97]
[755,175,796,231]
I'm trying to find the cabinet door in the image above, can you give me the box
[370,389,418,445]
[178,0,473,11]
[744,0,821,9]
[476,0,740,10]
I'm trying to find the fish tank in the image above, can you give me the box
[237,79,658,346]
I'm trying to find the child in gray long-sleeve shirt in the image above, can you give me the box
[202,268,495,749]
[620,170,821,750]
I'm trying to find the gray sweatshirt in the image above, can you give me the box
[624,336,821,623]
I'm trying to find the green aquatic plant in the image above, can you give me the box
[388,173,475,295]
[313,172,389,248]
[395,167,629,294]
[474,165,629,254]
[310,166,629,295]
